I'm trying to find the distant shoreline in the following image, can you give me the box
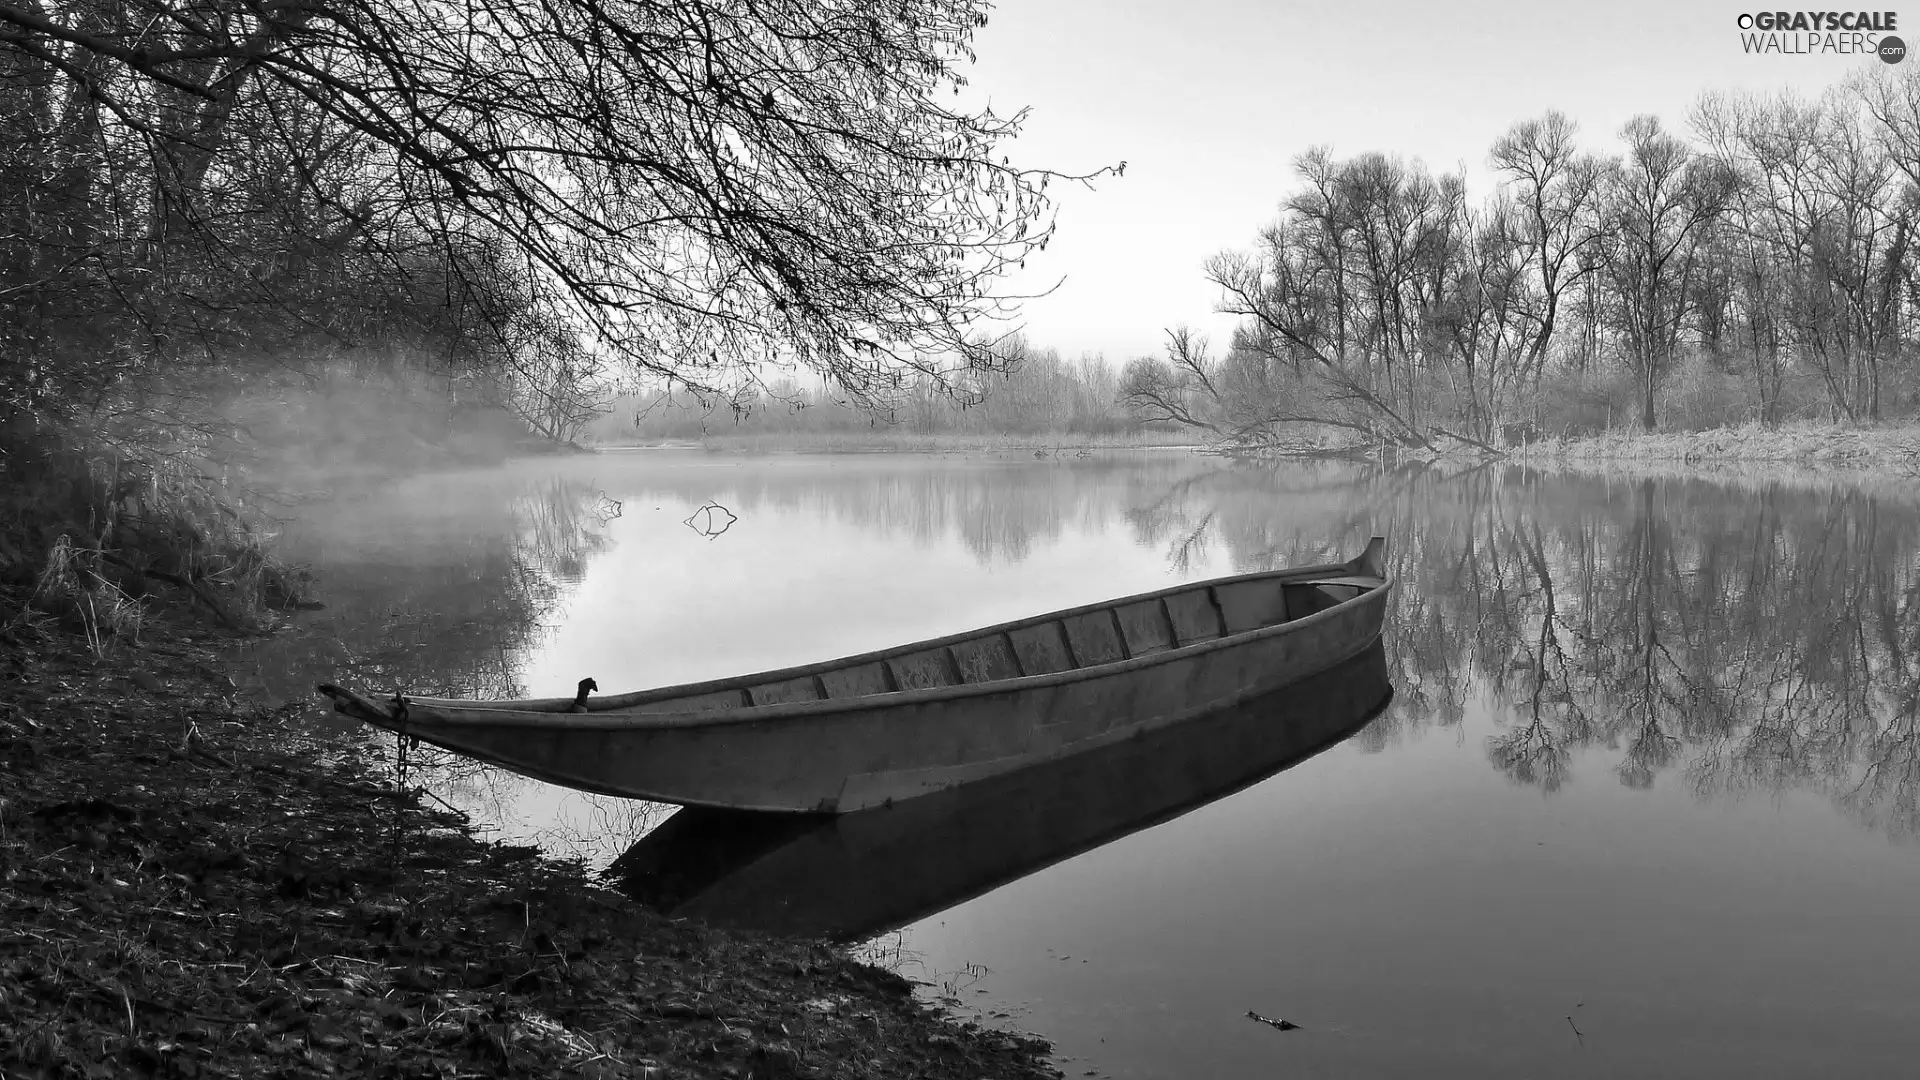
[579,422,1920,477]
[590,431,1204,456]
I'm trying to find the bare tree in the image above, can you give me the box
[1801,94,1908,421]
[1200,151,1485,447]
[1693,91,1807,423]
[0,0,1117,420]
[1593,115,1735,430]
[1699,88,1914,423]
[1429,196,1534,441]
[1488,111,1605,383]
[1118,327,1230,440]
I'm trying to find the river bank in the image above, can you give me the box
[1509,422,1920,471]
[0,605,1061,1080]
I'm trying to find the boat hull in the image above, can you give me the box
[320,540,1391,812]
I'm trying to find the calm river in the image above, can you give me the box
[238,449,1920,1079]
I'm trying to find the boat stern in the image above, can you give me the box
[1349,536,1388,580]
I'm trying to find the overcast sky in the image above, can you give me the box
[961,0,1902,366]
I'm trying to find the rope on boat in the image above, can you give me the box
[390,692,417,750]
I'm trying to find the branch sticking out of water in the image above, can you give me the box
[683,501,737,540]
[1246,1010,1299,1032]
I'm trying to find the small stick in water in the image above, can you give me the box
[1246,1010,1300,1031]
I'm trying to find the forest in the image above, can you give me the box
[591,339,1142,444]
[1123,79,1920,451]
[600,73,1920,454]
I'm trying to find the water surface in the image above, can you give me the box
[241,450,1920,1078]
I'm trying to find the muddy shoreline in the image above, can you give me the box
[0,609,1060,1080]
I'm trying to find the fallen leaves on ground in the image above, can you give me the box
[0,612,1062,1080]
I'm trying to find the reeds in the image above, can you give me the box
[30,534,145,657]
[4,425,315,638]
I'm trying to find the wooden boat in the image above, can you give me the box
[317,536,1391,813]
[611,644,1394,940]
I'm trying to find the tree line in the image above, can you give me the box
[595,338,1140,442]
[1123,72,1920,449]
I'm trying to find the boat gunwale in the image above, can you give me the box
[402,555,1364,714]
[344,569,1392,733]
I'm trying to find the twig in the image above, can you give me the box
[1429,426,1510,458]
[416,785,469,820]
[682,501,737,540]
[1246,1009,1300,1031]
[98,550,245,630]
[1565,1015,1584,1047]
[60,964,252,1025]
[184,723,237,769]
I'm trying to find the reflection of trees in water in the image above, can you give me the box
[1125,461,1920,839]
[621,457,1229,564]
[427,751,674,864]
[249,476,620,703]
[522,485,623,585]
[374,478,617,698]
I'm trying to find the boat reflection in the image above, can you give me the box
[608,643,1392,940]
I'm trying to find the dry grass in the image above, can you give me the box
[30,534,144,657]
[1513,421,1920,469]
[2,428,316,633]
[1504,421,1920,500]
